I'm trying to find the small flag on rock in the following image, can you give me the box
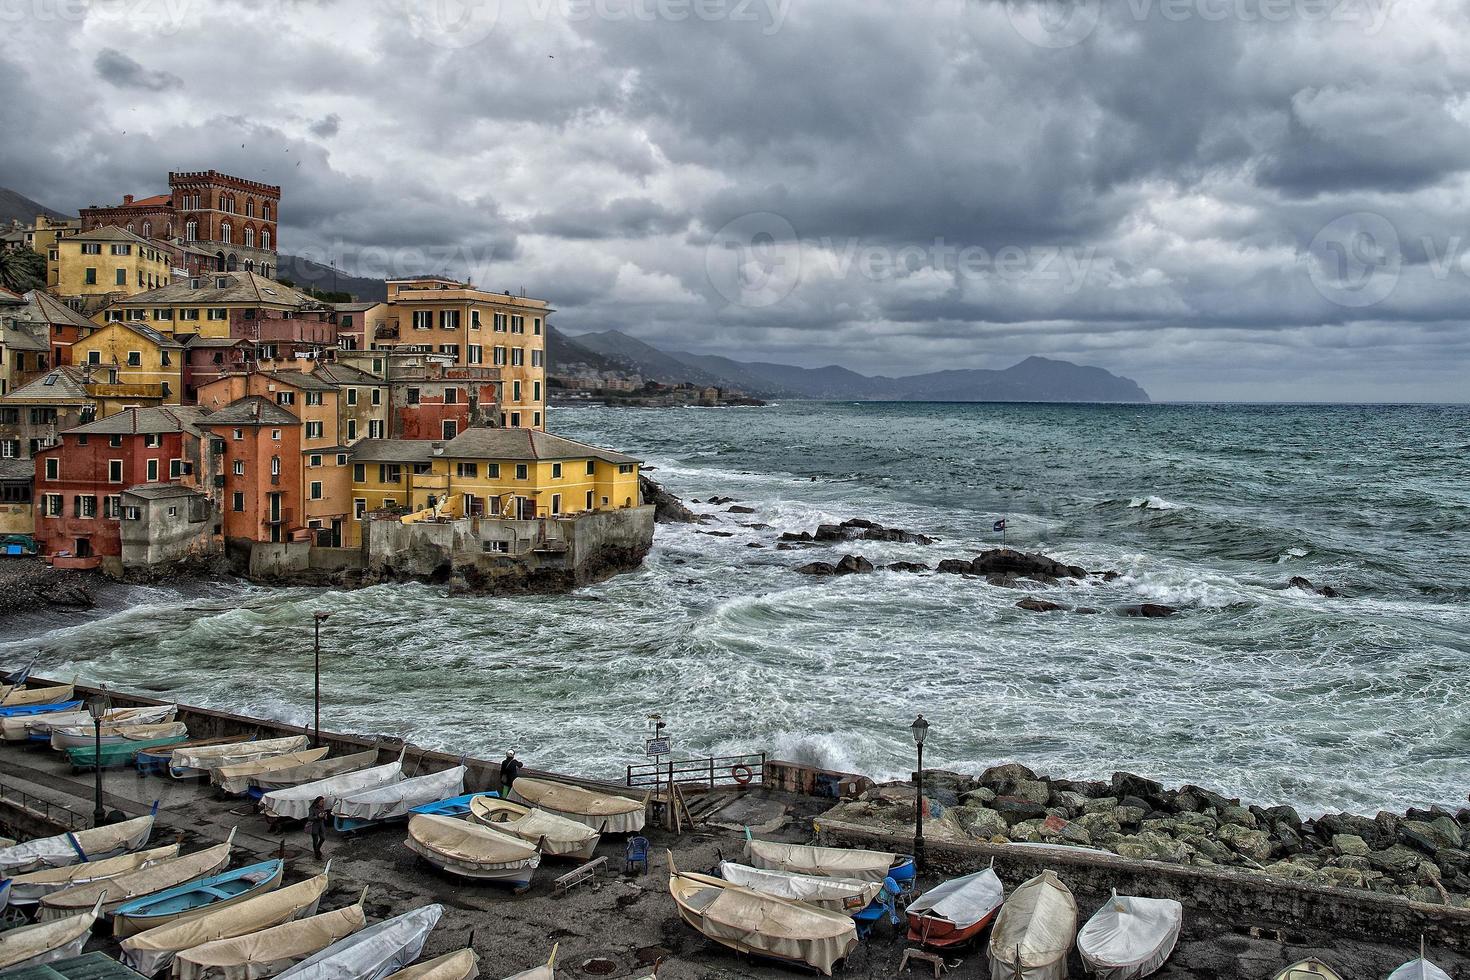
[993,519,1007,531]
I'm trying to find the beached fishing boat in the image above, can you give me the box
[334,766,467,831]
[1387,940,1453,980]
[2,683,74,708]
[16,703,177,742]
[39,830,235,922]
[68,731,191,770]
[112,856,283,938]
[987,870,1077,980]
[136,734,254,776]
[119,864,331,975]
[172,735,309,778]
[248,749,381,797]
[0,702,84,736]
[498,947,556,980]
[412,793,494,819]
[1275,960,1345,980]
[212,747,331,795]
[9,843,181,906]
[50,721,188,751]
[0,809,157,875]
[669,865,858,977]
[404,814,540,888]
[468,797,599,860]
[275,903,443,980]
[1076,892,1183,980]
[508,777,647,833]
[717,862,881,914]
[906,865,1006,948]
[173,891,368,980]
[261,753,407,822]
[382,948,480,980]
[742,835,916,886]
[0,894,106,971]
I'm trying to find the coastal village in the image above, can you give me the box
[0,171,652,589]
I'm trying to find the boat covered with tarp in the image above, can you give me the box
[172,735,309,777]
[0,809,157,875]
[173,890,368,980]
[717,862,881,915]
[212,747,331,795]
[404,814,540,888]
[468,797,599,860]
[112,855,283,937]
[275,903,443,980]
[0,893,106,971]
[9,843,181,906]
[1,683,74,708]
[68,732,191,770]
[669,866,857,977]
[262,753,406,822]
[742,836,914,886]
[1275,960,1346,980]
[906,865,1007,948]
[507,777,646,834]
[136,735,254,775]
[382,948,480,980]
[39,830,235,921]
[497,948,555,980]
[50,721,188,751]
[6,703,175,741]
[1386,941,1453,980]
[334,766,466,831]
[1076,892,1183,980]
[249,749,381,796]
[987,870,1078,980]
[120,863,333,975]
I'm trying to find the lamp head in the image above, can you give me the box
[87,698,107,722]
[910,713,929,748]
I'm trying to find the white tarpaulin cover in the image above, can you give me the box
[382,948,479,980]
[987,871,1078,980]
[276,904,443,980]
[174,900,368,980]
[173,736,311,774]
[334,767,466,823]
[39,838,233,919]
[120,866,332,976]
[262,759,405,821]
[213,748,332,794]
[5,704,176,741]
[1076,893,1183,980]
[51,722,188,750]
[1387,960,1453,980]
[508,778,645,833]
[717,863,880,914]
[250,750,381,794]
[743,839,895,883]
[0,895,104,970]
[909,868,1006,931]
[0,812,155,875]
[2,684,74,707]
[9,844,181,905]
[670,871,857,977]
[404,815,540,881]
[469,798,599,859]
[498,949,554,980]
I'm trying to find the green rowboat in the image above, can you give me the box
[67,734,189,770]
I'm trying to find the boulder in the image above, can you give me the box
[1059,822,1093,846]
[956,806,1008,839]
[1180,785,1235,812]
[1428,816,1464,850]
[1113,805,1147,828]
[1220,805,1257,829]
[779,531,814,542]
[1120,603,1179,618]
[1017,597,1067,613]
[1009,779,1052,805]
[1288,575,1341,598]
[640,476,700,523]
[886,561,930,573]
[1082,797,1120,814]
[1367,845,1423,874]
[936,559,976,575]
[726,505,756,514]
[795,561,838,576]
[1218,824,1274,863]
[993,797,1049,826]
[835,554,874,574]
[1050,790,1091,815]
[1116,831,1193,864]
[971,548,1088,580]
[1111,772,1166,801]
[980,763,1038,787]
[1398,823,1441,857]
[960,787,997,807]
[813,524,856,542]
[1009,819,1045,843]
[1265,805,1304,831]
[1075,811,1122,837]
[986,574,1022,588]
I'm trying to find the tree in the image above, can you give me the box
[0,248,46,294]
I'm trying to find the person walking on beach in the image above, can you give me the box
[500,750,523,798]
[307,796,329,861]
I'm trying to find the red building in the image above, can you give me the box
[32,406,210,569]
[196,396,302,545]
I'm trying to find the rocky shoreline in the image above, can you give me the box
[823,764,1470,908]
[0,557,99,619]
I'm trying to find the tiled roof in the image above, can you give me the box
[122,482,202,500]
[332,302,380,313]
[66,405,209,437]
[1,366,92,402]
[24,291,97,331]
[113,272,318,309]
[0,286,25,305]
[180,335,249,348]
[196,395,298,426]
[348,439,436,463]
[102,321,184,349]
[441,427,641,464]
[0,459,32,482]
[69,225,159,247]
[0,320,48,352]
[262,370,337,391]
[313,363,383,385]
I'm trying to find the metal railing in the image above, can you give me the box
[626,752,766,791]
[0,780,89,831]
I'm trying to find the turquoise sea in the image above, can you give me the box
[6,402,1468,816]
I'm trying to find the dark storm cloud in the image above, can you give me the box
[94,49,182,91]
[309,114,341,139]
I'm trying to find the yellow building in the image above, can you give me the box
[27,214,82,256]
[48,226,172,301]
[377,277,548,430]
[93,271,329,343]
[346,428,641,546]
[70,321,183,410]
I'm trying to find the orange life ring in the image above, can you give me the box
[730,764,754,786]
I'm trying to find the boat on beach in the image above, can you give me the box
[986,870,1078,980]
[136,734,255,776]
[333,766,467,831]
[742,834,916,886]
[172,735,310,777]
[1275,960,1346,980]
[119,863,332,975]
[1386,940,1453,980]
[173,889,368,980]
[0,809,157,875]
[906,865,1006,948]
[261,751,407,822]
[1076,892,1183,980]
[668,864,858,977]
[404,814,540,888]
[13,703,177,742]
[382,948,480,980]
[67,731,192,770]
[50,721,188,751]
[248,749,381,797]
[0,893,106,971]
[275,903,443,980]
[498,947,556,980]
[112,856,284,938]
[1,683,74,708]
[412,793,495,819]
[212,747,331,795]
[8,843,181,906]
[717,861,881,914]
[39,830,235,922]
[469,796,600,860]
[508,777,647,833]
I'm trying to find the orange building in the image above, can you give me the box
[196,396,301,545]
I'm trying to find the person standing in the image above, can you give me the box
[500,750,523,797]
[308,796,329,861]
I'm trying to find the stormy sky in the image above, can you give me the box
[2,0,1468,401]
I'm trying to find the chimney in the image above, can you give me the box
[123,195,134,205]
[431,441,445,456]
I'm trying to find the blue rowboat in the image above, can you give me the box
[408,792,499,819]
[0,700,82,718]
[851,876,903,939]
[110,857,283,938]
[135,734,253,776]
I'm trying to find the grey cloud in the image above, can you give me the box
[94,49,181,91]
[310,114,341,138]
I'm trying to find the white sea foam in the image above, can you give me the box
[1128,495,1183,510]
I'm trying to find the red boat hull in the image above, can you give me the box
[906,906,999,948]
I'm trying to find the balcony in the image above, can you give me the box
[265,508,294,526]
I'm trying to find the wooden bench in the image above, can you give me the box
[554,856,607,893]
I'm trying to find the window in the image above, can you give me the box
[111,243,131,255]
[347,419,357,441]
[468,345,483,365]
[534,381,541,401]
[306,421,324,439]
[115,268,126,286]
[85,267,97,285]
[515,463,528,480]
[0,440,15,458]
[270,429,281,440]
[127,309,146,321]
[513,381,522,401]
[233,459,245,476]
[185,220,197,242]
[441,420,458,439]
[310,481,323,500]
[379,464,402,483]
[75,494,98,518]
[368,419,384,438]
[444,387,459,404]
[161,351,171,367]
[271,456,281,476]
[208,308,228,321]
[406,388,420,406]
[439,310,460,330]
[309,453,322,467]
[232,491,244,512]
[586,460,596,475]
[104,495,121,519]
[493,346,507,366]
[261,230,270,250]
[438,344,459,359]
[370,388,381,406]
[154,308,173,321]
[531,349,543,367]
[354,498,366,519]
[232,428,243,440]
[346,388,358,406]
[144,433,162,448]
[221,222,232,244]
[482,539,509,554]
[487,463,500,478]
[179,308,199,321]
[41,493,62,516]
[337,453,348,466]
[44,457,58,480]
[147,459,159,482]
[167,506,178,518]
[412,311,432,330]
[305,391,324,406]
[511,315,524,333]
[109,459,123,483]
[551,462,562,479]
[353,463,365,482]
[276,391,295,406]
[244,227,254,248]
[170,458,184,478]
[534,317,542,335]
[494,312,506,332]
[511,348,524,366]
[471,310,481,330]
[127,350,142,366]
[109,434,122,447]
[81,243,101,255]
[586,490,594,510]
[456,462,477,478]
[619,463,634,474]
[510,411,521,427]
[550,493,561,515]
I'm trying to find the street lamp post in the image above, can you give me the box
[88,695,107,827]
[312,612,331,747]
[911,713,929,876]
